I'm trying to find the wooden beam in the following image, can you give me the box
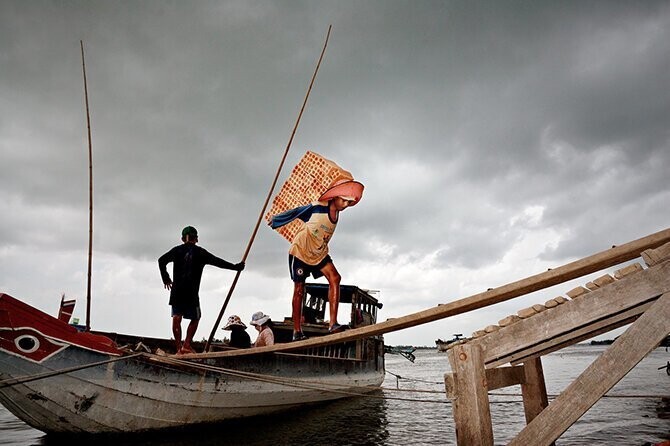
[486,365,525,391]
[448,343,494,446]
[520,357,549,424]
[490,301,653,367]
[445,365,524,398]
[474,260,670,365]
[182,227,670,359]
[508,292,670,446]
[642,241,670,266]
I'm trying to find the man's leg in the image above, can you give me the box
[183,319,199,352]
[172,314,183,353]
[320,262,341,329]
[292,281,305,333]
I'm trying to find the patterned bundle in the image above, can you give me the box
[265,151,353,242]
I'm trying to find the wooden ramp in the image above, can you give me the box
[444,241,670,445]
[185,227,670,360]
[175,228,670,443]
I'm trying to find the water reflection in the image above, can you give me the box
[36,393,389,446]
[6,347,669,445]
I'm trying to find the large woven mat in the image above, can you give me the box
[266,151,352,242]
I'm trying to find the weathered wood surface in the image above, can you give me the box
[448,343,494,446]
[642,241,670,266]
[508,291,670,446]
[520,357,549,425]
[488,301,653,367]
[184,228,670,360]
[445,359,551,444]
[445,365,524,398]
[473,259,670,366]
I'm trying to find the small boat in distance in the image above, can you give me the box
[435,333,464,352]
[0,283,385,434]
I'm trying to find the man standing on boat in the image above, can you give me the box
[269,178,363,341]
[159,226,244,354]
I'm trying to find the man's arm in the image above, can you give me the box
[269,204,315,229]
[158,249,174,289]
[204,250,245,272]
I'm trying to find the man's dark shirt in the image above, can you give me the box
[158,243,236,307]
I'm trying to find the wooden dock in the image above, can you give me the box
[185,227,670,359]
[444,238,670,445]
[180,227,670,445]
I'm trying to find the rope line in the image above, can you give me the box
[0,353,143,389]
[150,355,450,404]
[488,392,670,399]
[3,354,664,407]
[385,370,442,385]
[385,370,669,400]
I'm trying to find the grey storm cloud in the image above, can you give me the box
[1,0,669,344]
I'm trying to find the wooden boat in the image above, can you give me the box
[435,334,464,352]
[0,284,385,434]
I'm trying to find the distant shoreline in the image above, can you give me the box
[392,335,670,350]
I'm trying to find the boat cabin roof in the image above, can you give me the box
[305,283,383,309]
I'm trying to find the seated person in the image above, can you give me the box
[250,311,275,347]
[222,315,251,349]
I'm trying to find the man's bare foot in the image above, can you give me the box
[178,346,195,355]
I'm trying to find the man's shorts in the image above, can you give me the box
[289,254,332,283]
[171,303,201,320]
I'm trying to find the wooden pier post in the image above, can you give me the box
[448,343,494,445]
[443,244,670,445]
[509,291,670,446]
[520,356,549,424]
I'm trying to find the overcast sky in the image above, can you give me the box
[1,1,668,347]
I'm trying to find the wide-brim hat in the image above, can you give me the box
[250,311,271,326]
[223,315,246,330]
[319,179,364,205]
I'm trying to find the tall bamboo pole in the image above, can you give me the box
[205,26,332,351]
[80,40,94,331]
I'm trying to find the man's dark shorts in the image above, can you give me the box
[171,303,201,320]
[289,254,332,283]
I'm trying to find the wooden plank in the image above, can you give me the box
[517,306,538,318]
[613,262,643,279]
[444,373,456,398]
[520,357,549,424]
[544,298,559,308]
[487,300,654,368]
[592,274,615,287]
[473,260,670,364]
[642,241,670,266]
[509,292,670,446]
[445,365,524,398]
[184,228,670,359]
[499,314,521,327]
[566,286,589,299]
[485,365,525,391]
[448,343,494,446]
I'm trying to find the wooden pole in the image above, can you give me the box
[204,25,333,351]
[80,40,94,332]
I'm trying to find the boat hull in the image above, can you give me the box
[0,293,385,434]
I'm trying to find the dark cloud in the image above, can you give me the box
[1,0,668,345]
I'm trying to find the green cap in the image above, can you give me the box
[181,226,198,237]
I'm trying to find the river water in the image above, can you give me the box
[1,345,668,445]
